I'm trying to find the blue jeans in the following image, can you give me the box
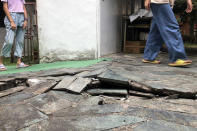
[143,3,187,63]
[0,13,25,58]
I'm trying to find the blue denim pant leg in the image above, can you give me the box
[143,18,164,61]
[0,13,25,58]
[150,3,187,63]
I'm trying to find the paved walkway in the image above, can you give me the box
[0,53,197,131]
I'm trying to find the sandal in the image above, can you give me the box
[0,64,7,71]
[16,62,29,69]
[168,59,191,67]
[142,59,161,64]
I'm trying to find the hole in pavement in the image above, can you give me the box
[0,78,27,91]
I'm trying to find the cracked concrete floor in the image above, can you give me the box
[0,53,197,131]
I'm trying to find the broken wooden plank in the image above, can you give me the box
[87,88,128,96]
[0,86,26,98]
[129,81,152,92]
[66,77,92,93]
[129,90,155,98]
[53,76,77,90]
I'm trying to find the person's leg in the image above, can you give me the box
[0,18,16,69]
[150,3,189,63]
[15,14,29,68]
[15,27,25,64]
[143,18,164,61]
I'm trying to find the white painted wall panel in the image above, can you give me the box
[99,0,122,56]
[37,0,98,62]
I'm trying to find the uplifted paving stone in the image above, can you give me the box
[27,92,73,115]
[53,76,77,90]
[98,69,129,85]
[25,80,57,95]
[0,103,48,131]
[83,68,107,78]
[127,106,197,128]
[134,120,197,131]
[38,68,89,77]
[65,77,92,93]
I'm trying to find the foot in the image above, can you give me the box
[142,59,161,64]
[0,64,7,71]
[168,59,191,67]
[16,62,29,68]
[185,59,192,64]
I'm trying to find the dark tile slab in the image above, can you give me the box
[0,86,26,98]
[67,115,145,130]
[53,104,125,117]
[49,90,83,103]
[0,104,48,131]
[0,92,34,105]
[134,120,197,131]
[27,91,73,115]
[127,106,197,128]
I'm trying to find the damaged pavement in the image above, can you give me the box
[1,53,197,131]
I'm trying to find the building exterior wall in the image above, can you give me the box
[37,0,98,62]
[99,0,122,56]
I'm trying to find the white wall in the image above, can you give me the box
[99,0,122,56]
[37,0,98,62]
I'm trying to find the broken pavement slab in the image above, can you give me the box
[27,92,73,115]
[53,76,77,90]
[66,115,146,130]
[24,80,57,95]
[0,103,48,131]
[0,86,26,98]
[20,115,146,131]
[98,69,130,85]
[37,68,91,77]
[57,77,92,93]
[133,120,197,131]
[126,106,197,128]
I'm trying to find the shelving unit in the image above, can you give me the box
[122,0,151,54]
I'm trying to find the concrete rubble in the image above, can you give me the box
[0,53,197,131]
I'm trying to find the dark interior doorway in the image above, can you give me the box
[0,2,5,27]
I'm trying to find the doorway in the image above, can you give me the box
[99,0,150,56]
